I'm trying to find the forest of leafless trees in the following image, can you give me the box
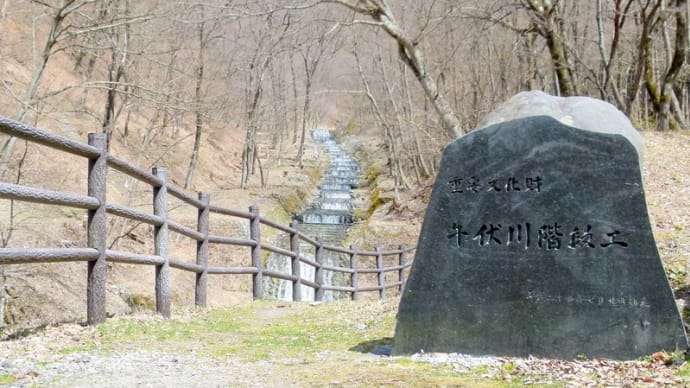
[0,0,688,192]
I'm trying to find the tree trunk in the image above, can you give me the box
[296,73,311,168]
[659,0,689,130]
[241,65,267,189]
[526,1,578,96]
[290,56,300,144]
[186,8,205,189]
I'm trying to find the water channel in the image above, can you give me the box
[264,129,361,301]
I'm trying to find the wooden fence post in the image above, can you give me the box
[289,221,302,302]
[398,244,406,293]
[350,245,358,301]
[376,246,385,299]
[249,205,262,299]
[153,167,170,318]
[86,133,107,325]
[315,237,324,302]
[195,193,210,307]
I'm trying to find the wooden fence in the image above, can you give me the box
[0,116,414,325]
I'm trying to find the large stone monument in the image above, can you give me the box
[393,91,688,360]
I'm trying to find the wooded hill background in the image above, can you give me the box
[1,0,689,198]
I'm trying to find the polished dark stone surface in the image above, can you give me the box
[393,116,688,359]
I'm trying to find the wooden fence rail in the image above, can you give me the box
[0,116,415,325]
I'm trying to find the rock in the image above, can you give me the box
[476,90,644,161]
[393,103,688,360]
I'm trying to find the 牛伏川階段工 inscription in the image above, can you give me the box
[446,222,628,249]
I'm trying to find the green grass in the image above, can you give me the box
[57,344,100,355]
[676,364,690,377]
[0,373,17,384]
[78,299,514,386]
[95,306,246,346]
[472,364,491,374]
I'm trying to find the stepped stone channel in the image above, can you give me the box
[264,129,362,301]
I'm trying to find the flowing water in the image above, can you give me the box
[264,129,361,301]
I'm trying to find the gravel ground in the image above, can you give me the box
[1,318,687,387]
[0,316,310,388]
[0,323,260,387]
[2,331,501,387]
[2,349,243,387]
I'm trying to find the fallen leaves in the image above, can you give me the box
[487,355,687,387]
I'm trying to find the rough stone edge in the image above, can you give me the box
[475,91,644,161]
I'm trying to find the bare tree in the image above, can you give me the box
[352,35,401,200]
[295,22,340,167]
[595,0,633,107]
[240,13,291,189]
[520,0,579,96]
[652,0,688,130]
[185,3,212,189]
[321,0,464,138]
[101,0,132,147]
[0,0,85,177]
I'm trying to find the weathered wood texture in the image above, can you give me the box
[153,167,171,318]
[0,248,99,263]
[0,182,99,209]
[196,193,210,307]
[350,245,359,301]
[376,247,385,299]
[87,133,107,325]
[290,221,302,302]
[249,205,262,300]
[315,237,325,302]
[398,245,407,292]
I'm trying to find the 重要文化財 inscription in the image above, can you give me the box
[447,176,542,193]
